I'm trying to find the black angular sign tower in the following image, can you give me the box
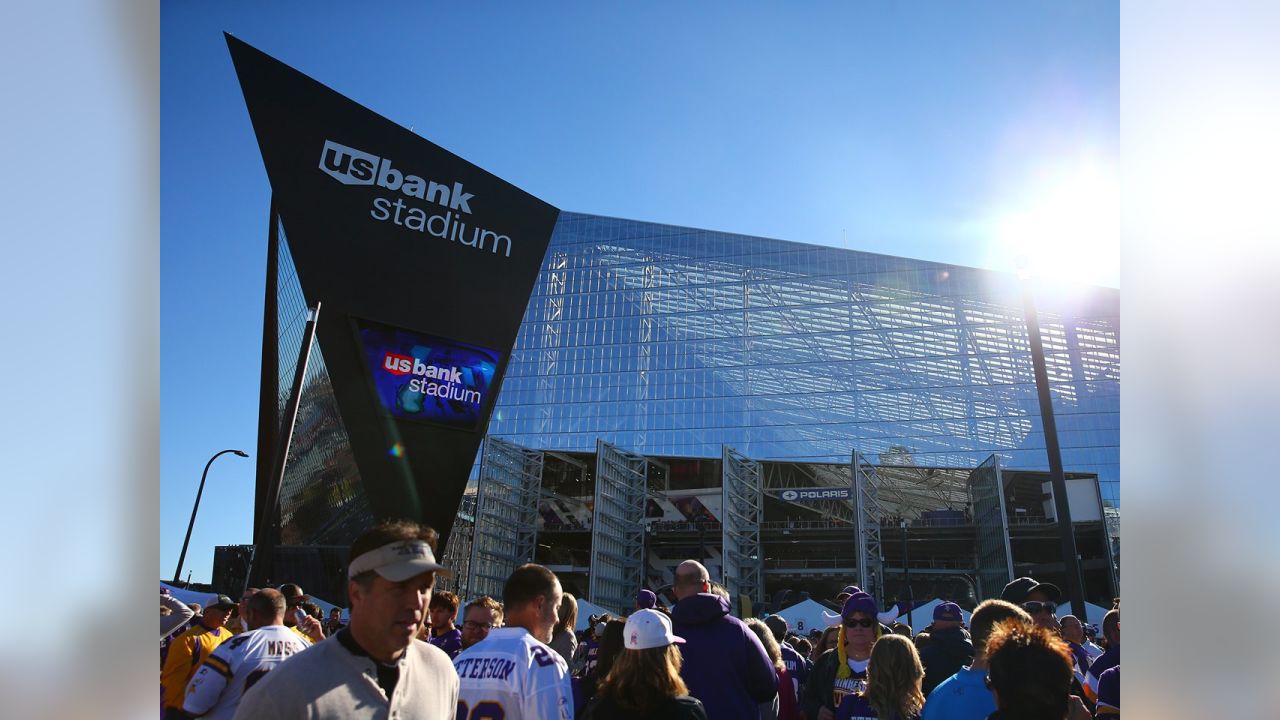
[226,35,558,590]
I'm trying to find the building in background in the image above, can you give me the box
[227,211,1120,609]
[438,444,1116,617]
[436,212,1119,613]
[487,212,1118,500]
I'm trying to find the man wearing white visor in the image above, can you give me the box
[581,609,708,720]
[234,520,459,720]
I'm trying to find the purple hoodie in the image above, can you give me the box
[672,593,778,720]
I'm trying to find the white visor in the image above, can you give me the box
[348,540,449,582]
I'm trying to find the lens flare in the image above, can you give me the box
[987,150,1120,288]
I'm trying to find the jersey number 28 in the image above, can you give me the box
[456,700,504,720]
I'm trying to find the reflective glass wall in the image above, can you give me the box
[274,228,374,546]
[486,213,1120,508]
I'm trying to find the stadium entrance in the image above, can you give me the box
[434,438,1118,616]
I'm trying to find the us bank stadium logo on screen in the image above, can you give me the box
[356,320,501,430]
[319,139,517,257]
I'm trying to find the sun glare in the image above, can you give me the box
[990,154,1120,288]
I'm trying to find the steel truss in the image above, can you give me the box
[438,494,476,598]
[722,446,764,613]
[467,437,543,601]
[853,450,885,601]
[969,453,1014,599]
[589,440,648,614]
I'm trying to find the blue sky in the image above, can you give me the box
[161,2,1118,583]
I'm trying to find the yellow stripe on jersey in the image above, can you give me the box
[203,655,232,678]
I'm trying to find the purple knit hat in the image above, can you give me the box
[840,592,879,619]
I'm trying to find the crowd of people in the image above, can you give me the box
[160,520,1118,720]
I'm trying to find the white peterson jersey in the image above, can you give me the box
[182,624,309,720]
[453,627,574,720]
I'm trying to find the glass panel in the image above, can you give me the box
[274,228,373,547]
[487,212,1120,507]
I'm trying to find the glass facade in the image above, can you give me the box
[274,228,374,546]
[487,212,1120,508]
[252,212,1118,605]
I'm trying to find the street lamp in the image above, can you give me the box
[1016,257,1087,620]
[173,449,249,583]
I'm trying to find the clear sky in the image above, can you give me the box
[160,2,1118,583]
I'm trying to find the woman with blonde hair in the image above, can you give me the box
[548,592,578,663]
[745,618,802,720]
[833,634,925,720]
[582,609,707,720]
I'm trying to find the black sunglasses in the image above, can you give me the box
[843,618,876,628]
[1023,601,1056,614]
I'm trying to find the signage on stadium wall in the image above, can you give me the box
[353,318,501,430]
[772,487,852,502]
[228,35,559,550]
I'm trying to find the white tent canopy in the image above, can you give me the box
[574,599,612,632]
[161,582,348,619]
[896,598,972,629]
[1058,601,1109,629]
[161,582,220,608]
[773,599,837,635]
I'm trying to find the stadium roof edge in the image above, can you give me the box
[557,210,1120,294]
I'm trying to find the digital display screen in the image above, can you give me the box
[354,319,502,430]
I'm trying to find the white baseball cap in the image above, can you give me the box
[348,539,449,582]
[624,609,685,650]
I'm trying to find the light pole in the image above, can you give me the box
[173,449,249,584]
[901,519,912,630]
[1017,259,1087,620]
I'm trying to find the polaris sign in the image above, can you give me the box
[775,487,852,502]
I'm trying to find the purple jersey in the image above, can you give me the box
[1095,665,1119,715]
[834,692,880,720]
[830,667,869,710]
[429,627,463,658]
[836,691,917,720]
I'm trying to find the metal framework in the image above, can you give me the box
[721,446,764,611]
[490,215,1119,518]
[852,450,885,601]
[438,494,476,598]
[1096,483,1120,596]
[970,454,1014,599]
[467,437,543,601]
[589,440,647,614]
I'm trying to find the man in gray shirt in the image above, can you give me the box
[234,520,459,719]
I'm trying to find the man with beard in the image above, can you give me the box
[459,596,503,652]
[162,594,236,715]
